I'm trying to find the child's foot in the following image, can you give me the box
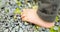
[21,9,54,28]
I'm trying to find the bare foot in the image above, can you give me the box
[21,9,54,28]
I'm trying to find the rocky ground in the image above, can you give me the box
[0,0,60,32]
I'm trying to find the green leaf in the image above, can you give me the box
[55,16,59,22]
[58,26,60,32]
[16,0,22,6]
[50,26,58,32]
[14,8,21,14]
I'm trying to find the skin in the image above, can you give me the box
[21,8,54,28]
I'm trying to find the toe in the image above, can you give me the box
[22,16,28,21]
[21,13,26,18]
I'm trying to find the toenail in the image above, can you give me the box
[22,16,25,18]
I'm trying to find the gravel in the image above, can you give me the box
[0,0,60,32]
